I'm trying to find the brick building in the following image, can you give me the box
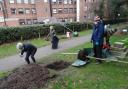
[77,0,100,22]
[0,0,100,26]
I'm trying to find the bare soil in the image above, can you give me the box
[0,64,50,89]
[46,60,70,71]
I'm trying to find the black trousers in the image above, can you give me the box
[25,48,37,64]
[52,40,59,49]
[93,44,102,63]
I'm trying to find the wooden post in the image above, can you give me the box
[21,36,23,41]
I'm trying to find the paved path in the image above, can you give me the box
[0,34,91,72]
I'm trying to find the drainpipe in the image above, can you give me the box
[49,0,52,17]
[0,0,7,26]
[76,0,80,22]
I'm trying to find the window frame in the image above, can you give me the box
[10,8,17,14]
[17,0,22,3]
[31,8,36,14]
[9,0,15,4]
[25,8,30,14]
[24,0,29,4]
[18,8,24,14]
[52,8,57,14]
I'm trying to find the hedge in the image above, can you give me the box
[0,22,92,45]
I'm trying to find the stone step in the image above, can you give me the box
[114,42,124,48]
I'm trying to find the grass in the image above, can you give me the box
[0,22,126,59]
[0,72,9,78]
[110,35,128,44]
[0,30,91,59]
[0,38,50,58]
[38,34,128,89]
[0,25,127,88]
[79,29,92,36]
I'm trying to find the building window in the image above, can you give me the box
[9,0,15,3]
[11,8,16,14]
[73,0,76,4]
[0,7,2,11]
[44,0,48,2]
[31,8,36,14]
[69,18,73,22]
[52,0,57,4]
[74,8,76,13]
[63,8,68,13]
[26,19,32,24]
[18,8,24,14]
[19,19,25,25]
[69,8,73,13]
[64,18,68,22]
[84,6,88,11]
[52,8,57,14]
[58,8,63,13]
[25,8,30,14]
[17,0,22,3]
[33,19,37,24]
[24,0,28,4]
[58,0,62,4]
[74,17,76,21]
[31,0,35,4]
[69,0,73,4]
[58,18,63,22]
[64,0,68,4]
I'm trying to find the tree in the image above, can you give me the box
[107,0,128,20]
[94,0,105,18]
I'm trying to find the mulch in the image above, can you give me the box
[0,60,70,89]
[0,64,50,89]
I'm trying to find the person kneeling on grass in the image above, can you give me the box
[16,42,37,64]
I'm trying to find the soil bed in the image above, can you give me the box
[46,60,70,71]
[0,64,51,89]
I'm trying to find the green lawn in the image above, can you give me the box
[0,30,91,59]
[0,26,128,88]
[0,72,9,78]
[110,35,128,44]
[0,38,50,58]
[79,29,92,36]
[39,34,128,89]
[0,22,126,59]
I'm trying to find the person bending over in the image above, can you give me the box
[16,42,37,64]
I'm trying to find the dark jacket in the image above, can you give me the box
[51,35,59,49]
[52,35,59,43]
[21,43,37,55]
[91,20,104,45]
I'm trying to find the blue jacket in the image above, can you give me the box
[91,21,104,45]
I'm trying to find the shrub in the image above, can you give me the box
[0,22,92,45]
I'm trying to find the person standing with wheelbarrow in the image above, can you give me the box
[91,16,104,64]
